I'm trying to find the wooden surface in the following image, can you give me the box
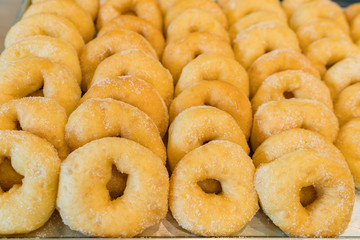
[0,0,23,49]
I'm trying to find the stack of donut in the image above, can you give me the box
[161,0,259,236]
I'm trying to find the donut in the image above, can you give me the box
[255,149,354,237]
[170,80,252,139]
[97,0,162,30]
[323,55,360,101]
[336,118,360,189]
[175,54,248,97]
[289,0,349,33]
[0,35,81,85]
[251,70,332,113]
[66,98,166,163]
[97,15,165,58]
[164,0,228,30]
[80,76,169,137]
[162,33,234,83]
[167,106,249,172]
[345,2,360,23]
[334,83,360,126]
[222,0,287,26]
[23,0,94,42]
[90,50,173,107]
[251,99,339,150]
[0,130,60,234]
[233,22,300,69]
[169,140,258,236]
[166,9,230,43]
[57,137,169,237]
[282,0,315,17]
[350,15,360,46]
[0,57,80,115]
[228,11,286,41]
[296,19,352,50]
[304,39,360,77]
[4,13,84,54]
[80,30,157,91]
[248,49,320,97]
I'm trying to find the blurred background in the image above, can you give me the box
[0,0,22,49]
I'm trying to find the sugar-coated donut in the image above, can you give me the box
[282,0,315,17]
[66,98,166,163]
[0,130,60,234]
[336,118,360,189]
[80,30,157,91]
[0,57,80,115]
[97,15,165,58]
[5,13,84,54]
[0,35,81,84]
[162,33,234,83]
[80,76,169,137]
[170,81,252,139]
[248,49,320,97]
[323,55,360,101]
[158,0,177,12]
[304,39,360,77]
[91,50,173,107]
[175,54,248,97]
[251,70,332,113]
[167,106,249,172]
[170,140,258,236]
[233,22,300,69]
[251,99,339,150]
[164,0,227,30]
[97,0,162,30]
[23,0,94,42]
[166,9,230,43]
[57,137,169,237]
[334,83,360,126]
[255,149,354,237]
[345,2,360,23]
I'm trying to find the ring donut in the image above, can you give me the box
[167,106,249,172]
[0,130,60,235]
[251,70,332,113]
[97,0,162,30]
[162,33,234,83]
[334,83,360,126]
[0,57,80,115]
[170,140,258,236]
[80,30,157,91]
[175,54,248,97]
[57,137,169,237]
[0,35,81,85]
[248,49,320,97]
[166,9,230,43]
[282,0,315,17]
[97,15,165,58]
[255,149,354,237]
[80,76,169,137]
[23,0,94,42]
[90,50,173,107]
[170,80,252,139]
[233,22,300,69]
[251,99,339,150]
[345,3,360,23]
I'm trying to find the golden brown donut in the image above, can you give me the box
[170,140,258,236]
[233,22,300,69]
[0,57,80,116]
[57,137,169,237]
[97,0,162,30]
[350,15,360,46]
[23,0,94,42]
[167,106,249,172]
[175,54,248,97]
[170,80,252,139]
[248,49,320,97]
[91,50,173,107]
[251,99,339,150]
[345,2,360,23]
[282,0,315,17]
[334,83,360,126]
[80,76,169,137]
[251,70,332,113]
[0,130,60,235]
[80,30,157,91]
[97,15,165,58]
[157,0,177,12]
[162,33,234,83]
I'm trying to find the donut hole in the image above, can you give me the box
[325,61,337,70]
[283,91,295,99]
[0,157,23,192]
[198,179,222,194]
[14,120,22,130]
[188,26,199,33]
[106,165,128,200]
[27,87,44,97]
[122,8,137,16]
[300,185,318,207]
